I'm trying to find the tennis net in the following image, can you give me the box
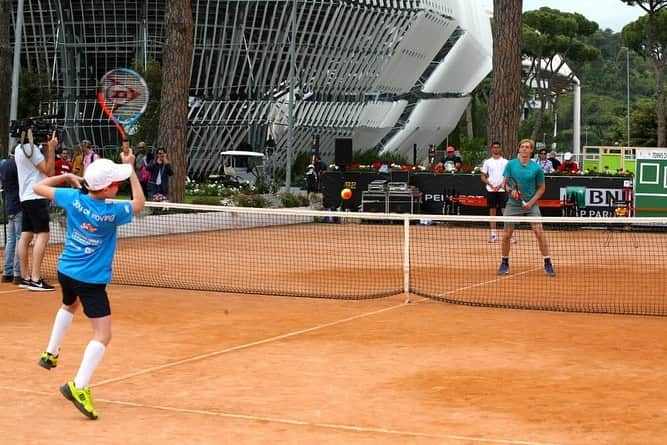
[39,201,667,316]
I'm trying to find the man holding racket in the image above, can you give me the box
[497,138,555,277]
[33,156,145,419]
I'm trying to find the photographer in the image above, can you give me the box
[15,128,57,291]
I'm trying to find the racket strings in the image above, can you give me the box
[99,69,149,124]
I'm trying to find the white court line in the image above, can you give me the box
[424,266,543,301]
[0,386,562,445]
[93,300,414,386]
[95,268,544,387]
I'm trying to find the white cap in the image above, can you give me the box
[564,152,573,161]
[84,159,133,191]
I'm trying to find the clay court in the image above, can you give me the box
[2,282,667,445]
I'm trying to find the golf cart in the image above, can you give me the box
[209,150,265,186]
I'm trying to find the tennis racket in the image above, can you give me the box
[507,177,528,206]
[97,68,149,141]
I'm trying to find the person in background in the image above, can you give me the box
[548,151,561,171]
[1,147,22,284]
[55,147,73,176]
[439,146,462,172]
[312,154,327,189]
[80,140,100,174]
[15,129,57,291]
[71,146,84,177]
[480,141,508,243]
[146,147,174,201]
[134,141,148,194]
[558,152,579,174]
[535,149,554,174]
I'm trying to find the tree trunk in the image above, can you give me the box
[0,0,11,156]
[488,0,523,158]
[466,99,474,139]
[158,0,193,202]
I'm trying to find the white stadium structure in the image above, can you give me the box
[9,0,492,179]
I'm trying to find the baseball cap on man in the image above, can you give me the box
[446,146,455,152]
[564,152,573,161]
[84,159,133,191]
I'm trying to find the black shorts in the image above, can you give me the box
[487,192,508,209]
[58,271,111,318]
[21,199,51,233]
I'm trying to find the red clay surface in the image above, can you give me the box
[1,283,666,444]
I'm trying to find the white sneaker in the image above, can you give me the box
[488,234,497,243]
[511,235,517,244]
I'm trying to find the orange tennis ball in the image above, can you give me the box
[341,188,352,200]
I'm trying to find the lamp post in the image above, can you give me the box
[285,0,296,189]
[625,48,630,148]
[618,47,631,148]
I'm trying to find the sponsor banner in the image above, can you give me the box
[321,172,627,216]
[636,149,667,160]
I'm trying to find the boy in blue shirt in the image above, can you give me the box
[498,139,555,277]
[33,157,145,419]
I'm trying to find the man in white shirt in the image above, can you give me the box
[15,129,57,291]
[480,141,508,243]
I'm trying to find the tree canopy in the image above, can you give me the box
[622,7,667,146]
[522,8,600,142]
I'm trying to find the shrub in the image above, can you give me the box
[279,192,309,208]
[235,194,267,207]
[189,196,225,206]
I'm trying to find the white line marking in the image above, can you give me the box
[95,268,544,388]
[0,386,563,445]
[435,266,543,298]
[93,301,411,386]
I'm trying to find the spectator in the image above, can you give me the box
[1,148,22,284]
[146,147,174,201]
[558,152,579,174]
[535,149,554,173]
[71,146,84,176]
[80,140,100,174]
[134,141,149,195]
[15,129,57,291]
[312,154,327,188]
[439,146,462,172]
[305,164,318,194]
[548,151,561,171]
[55,147,73,176]
[497,138,555,277]
[120,140,133,165]
[480,141,508,243]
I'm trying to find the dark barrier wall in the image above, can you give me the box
[321,171,629,217]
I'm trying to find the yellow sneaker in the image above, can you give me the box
[38,351,58,370]
[60,381,98,419]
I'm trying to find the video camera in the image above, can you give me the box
[10,115,61,143]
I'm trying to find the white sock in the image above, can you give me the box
[46,309,74,356]
[74,340,106,389]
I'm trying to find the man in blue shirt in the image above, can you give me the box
[33,157,145,420]
[497,139,555,277]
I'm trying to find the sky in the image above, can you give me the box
[521,0,645,32]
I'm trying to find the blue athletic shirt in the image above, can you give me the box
[54,188,133,284]
[503,158,545,204]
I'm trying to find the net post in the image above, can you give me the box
[403,216,411,303]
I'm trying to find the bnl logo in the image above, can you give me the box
[559,188,623,207]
